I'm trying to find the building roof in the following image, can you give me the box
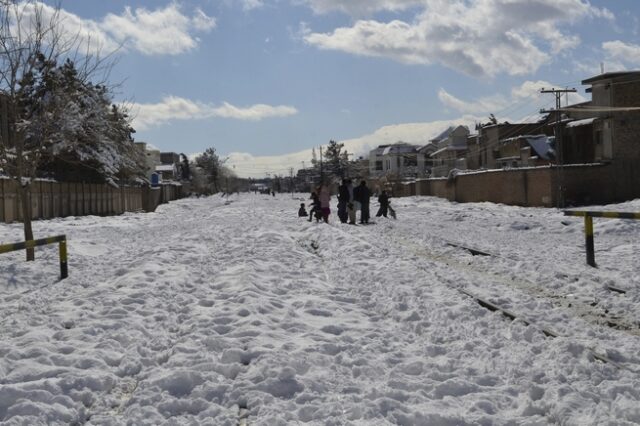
[369,145,392,156]
[418,143,438,153]
[499,134,555,160]
[430,126,455,143]
[381,143,419,155]
[566,118,597,128]
[582,71,640,85]
[155,164,175,172]
[525,136,554,160]
[430,145,467,157]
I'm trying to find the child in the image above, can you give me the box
[298,203,308,217]
[309,191,320,222]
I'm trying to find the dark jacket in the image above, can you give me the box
[338,184,350,203]
[378,192,389,207]
[353,184,371,204]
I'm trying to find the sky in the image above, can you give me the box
[33,0,640,177]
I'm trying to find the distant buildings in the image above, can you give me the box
[135,142,183,183]
[369,143,420,178]
[366,70,640,206]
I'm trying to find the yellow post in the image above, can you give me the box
[59,239,68,279]
[585,215,595,267]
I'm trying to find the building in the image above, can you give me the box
[561,71,640,202]
[416,144,437,177]
[368,145,390,177]
[494,134,555,168]
[368,142,420,178]
[160,152,180,165]
[469,122,549,170]
[429,125,470,177]
[135,142,161,181]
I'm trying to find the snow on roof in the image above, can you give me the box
[524,135,554,160]
[566,118,597,128]
[418,143,437,153]
[430,126,455,143]
[430,145,467,157]
[155,164,175,172]
[380,143,419,155]
[499,134,555,160]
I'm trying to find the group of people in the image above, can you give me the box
[299,179,393,224]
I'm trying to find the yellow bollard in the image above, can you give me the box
[584,215,595,267]
[59,239,68,279]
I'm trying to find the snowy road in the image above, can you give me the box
[1,194,640,425]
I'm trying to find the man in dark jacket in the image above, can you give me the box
[353,180,371,224]
[337,179,349,223]
[376,190,390,217]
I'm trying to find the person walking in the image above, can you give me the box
[309,191,320,222]
[346,179,356,224]
[337,179,349,223]
[353,180,371,224]
[376,190,390,218]
[318,183,331,223]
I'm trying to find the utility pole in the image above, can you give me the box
[289,167,294,198]
[344,150,353,178]
[319,145,324,184]
[541,87,577,208]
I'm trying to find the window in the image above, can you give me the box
[375,160,383,170]
[404,156,417,166]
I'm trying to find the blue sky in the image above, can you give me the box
[39,0,640,177]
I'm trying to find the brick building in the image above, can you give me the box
[467,122,551,170]
[562,71,640,202]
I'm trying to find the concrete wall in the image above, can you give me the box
[397,164,617,207]
[0,180,184,223]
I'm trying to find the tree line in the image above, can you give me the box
[0,1,230,258]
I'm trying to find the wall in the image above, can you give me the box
[400,164,615,207]
[0,180,184,223]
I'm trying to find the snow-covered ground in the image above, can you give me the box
[1,193,640,425]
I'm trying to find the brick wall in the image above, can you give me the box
[612,112,640,160]
[396,164,618,207]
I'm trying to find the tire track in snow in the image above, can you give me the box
[353,224,640,373]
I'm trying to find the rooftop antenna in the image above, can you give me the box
[600,62,605,74]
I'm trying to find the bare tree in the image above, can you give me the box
[0,1,117,259]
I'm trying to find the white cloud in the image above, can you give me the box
[297,0,424,16]
[511,80,584,104]
[303,0,614,77]
[241,0,266,11]
[438,89,509,115]
[17,2,216,56]
[603,40,640,67]
[192,8,217,32]
[132,96,298,131]
[439,81,587,119]
[100,4,216,55]
[211,102,299,121]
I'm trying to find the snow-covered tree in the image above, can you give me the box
[194,147,226,193]
[324,139,348,179]
[34,59,143,184]
[0,1,127,259]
